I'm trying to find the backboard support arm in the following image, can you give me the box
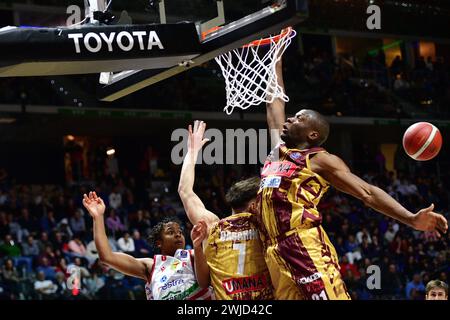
[199,1,226,36]
[86,0,108,23]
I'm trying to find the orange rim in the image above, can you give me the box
[243,27,293,48]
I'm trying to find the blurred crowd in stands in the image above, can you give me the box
[0,139,448,300]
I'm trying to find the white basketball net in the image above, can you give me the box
[215,27,297,115]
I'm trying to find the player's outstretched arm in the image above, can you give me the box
[83,192,153,280]
[266,58,286,147]
[191,220,211,289]
[311,153,448,235]
[178,120,219,227]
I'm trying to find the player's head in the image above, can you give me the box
[225,177,260,214]
[281,109,329,149]
[148,218,185,256]
[425,280,448,300]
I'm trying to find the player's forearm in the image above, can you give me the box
[364,185,415,227]
[178,149,198,196]
[92,216,114,263]
[193,245,210,289]
[266,60,285,145]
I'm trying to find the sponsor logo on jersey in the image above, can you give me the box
[159,279,184,291]
[221,274,268,295]
[160,275,168,283]
[297,272,323,284]
[68,30,164,54]
[261,161,297,178]
[260,176,281,189]
[179,250,188,259]
[219,229,259,242]
[160,283,200,300]
[171,261,180,271]
[290,152,301,160]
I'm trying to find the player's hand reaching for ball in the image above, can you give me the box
[411,204,448,236]
[82,191,106,219]
[191,220,208,249]
[188,120,209,155]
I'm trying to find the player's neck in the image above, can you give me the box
[285,141,311,150]
[231,208,246,216]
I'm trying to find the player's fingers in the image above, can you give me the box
[428,203,435,212]
[188,124,192,135]
[201,138,210,146]
[437,215,448,232]
[199,121,206,134]
[432,213,447,233]
[436,218,447,234]
[193,120,199,132]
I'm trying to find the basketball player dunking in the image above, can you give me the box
[257,58,448,300]
[178,121,274,300]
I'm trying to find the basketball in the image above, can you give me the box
[402,122,443,161]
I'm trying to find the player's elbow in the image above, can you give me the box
[178,185,195,203]
[360,185,375,207]
[177,182,188,197]
[98,250,114,265]
[98,254,110,265]
[177,184,186,199]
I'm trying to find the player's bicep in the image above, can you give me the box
[266,99,285,146]
[266,60,285,146]
[107,253,153,281]
[313,153,372,201]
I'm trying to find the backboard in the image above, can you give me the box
[0,0,308,102]
[98,0,309,102]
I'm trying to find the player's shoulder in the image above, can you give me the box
[310,151,346,170]
[311,149,342,164]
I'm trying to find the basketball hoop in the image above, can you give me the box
[215,27,297,115]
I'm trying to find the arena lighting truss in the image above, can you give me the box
[0,0,309,102]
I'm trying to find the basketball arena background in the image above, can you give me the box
[0,0,449,301]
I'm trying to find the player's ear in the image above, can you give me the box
[248,199,258,214]
[308,130,319,142]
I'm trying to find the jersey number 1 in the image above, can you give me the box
[232,243,246,275]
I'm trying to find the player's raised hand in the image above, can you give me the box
[411,204,448,236]
[188,120,209,154]
[191,220,208,248]
[83,191,106,219]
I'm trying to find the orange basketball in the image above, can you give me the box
[403,122,442,161]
